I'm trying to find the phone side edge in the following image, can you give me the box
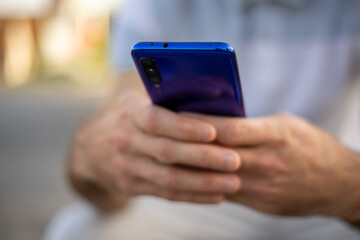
[131,42,235,52]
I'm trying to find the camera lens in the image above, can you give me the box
[141,58,153,67]
[146,68,156,74]
[149,77,161,84]
[141,57,161,84]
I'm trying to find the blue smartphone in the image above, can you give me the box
[131,42,245,117]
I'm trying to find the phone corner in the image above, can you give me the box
[213,42,234,54]
[130,42,145,53]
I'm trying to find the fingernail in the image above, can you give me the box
[224,154,237,170]
[202,127,213,141]
[226,178,238,192]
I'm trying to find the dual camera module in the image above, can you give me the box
[141,57,161,84]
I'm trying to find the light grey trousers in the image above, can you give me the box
[44,198,360,240]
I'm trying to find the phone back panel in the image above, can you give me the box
[131,42,245,117]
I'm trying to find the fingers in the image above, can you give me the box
[114,154,241,193]
[235,147,289,177]
[226,177,283,215]
[235,147,268,172]
[134,105,216,143]
[181,113,285,146]
[118,177,225,204]
[129,130,241,171]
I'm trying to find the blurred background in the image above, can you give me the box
[0,0,124,239]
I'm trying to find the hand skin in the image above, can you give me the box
[68,72,360,228]
[67,72,241,212]
[182,112,360,226]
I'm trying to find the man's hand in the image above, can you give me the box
[68,91,242,211]
[183,112,360,222]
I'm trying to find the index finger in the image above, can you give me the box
[134,105,216,143]
[181,113,283,146]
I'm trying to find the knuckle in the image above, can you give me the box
[260,118,273,142]
[274,113,294,146]
[118,109,131,121]
[181,121,194,137]
[198,148,212,168]
[163,168,179,188]
[226,122,241,144]
[155,139,174,161]
[114,129,132,151]
[279,126,292,146]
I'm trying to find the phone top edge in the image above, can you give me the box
[131,42,235,54]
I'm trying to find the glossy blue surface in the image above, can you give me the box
[131,42,245,117]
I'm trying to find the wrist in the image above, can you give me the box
[336,149,360,223]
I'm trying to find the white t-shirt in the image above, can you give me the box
[105,0,360,239]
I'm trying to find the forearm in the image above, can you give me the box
[67,71,144,212]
